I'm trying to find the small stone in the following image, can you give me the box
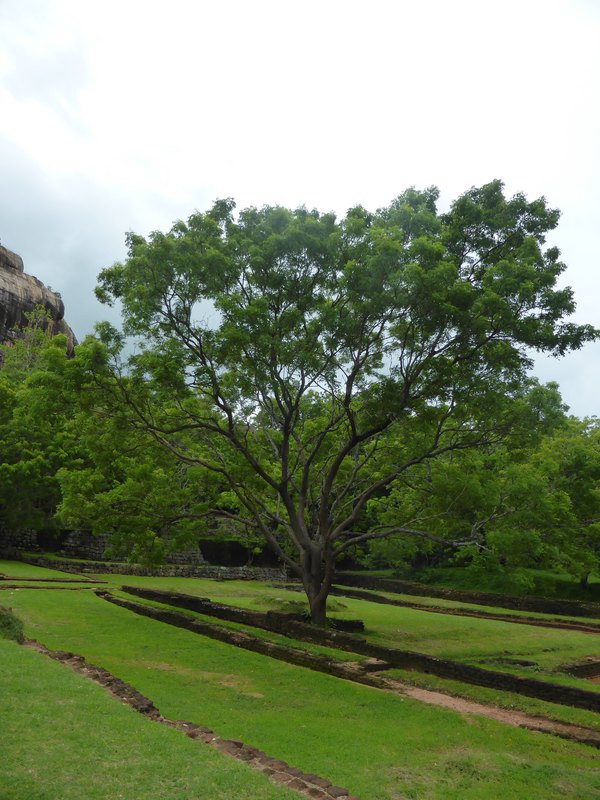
[287,779,308,791]
[271,771,292,784]
[286,767,304,777]
[222,738,244,749]
[264,758,289,770]
[308,777,332,789]
[326,788,351,799]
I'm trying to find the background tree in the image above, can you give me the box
[90,181,597,623]
[0,310,75,539]
[56,345,234,564]
[362,380,571,573]
[365,386,600,594]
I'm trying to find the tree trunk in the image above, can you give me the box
[308,590,328,626]
[301,544,334,626]
[580,573,590,590]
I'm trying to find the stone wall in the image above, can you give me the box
[61,531,111,560]
[2,527,206,566]
[0,528,39,553]
[60,530,206,565]
[22,554,285,582]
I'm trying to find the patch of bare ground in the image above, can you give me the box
[343,659,600,748]
[21,639,359,800]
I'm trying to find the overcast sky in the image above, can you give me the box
[1,0,599,415]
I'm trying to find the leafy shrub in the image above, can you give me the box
[0,606,24,642]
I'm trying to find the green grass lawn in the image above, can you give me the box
[4,559,599,680]
[0,637,297,800]
[335,584,600,624]
[4,582,600,800]
[88,572,600,683]
[0,558,92,580]
[107,583,600,734]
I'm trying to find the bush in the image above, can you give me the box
[0,606,24,642]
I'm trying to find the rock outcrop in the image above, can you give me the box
[0,245,76,351]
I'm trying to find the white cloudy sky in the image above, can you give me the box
[1,0,599,415]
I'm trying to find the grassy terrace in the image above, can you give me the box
[3,560,600,799]
[0,559,100,580]
[334,585,600,625]
[93,573,600,681]
[0,638,296,800]
[103,584,600,733]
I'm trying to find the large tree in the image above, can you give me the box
[91,181,596,623]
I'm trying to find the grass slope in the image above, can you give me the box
[5,586,600,800]
[93,573,600,680]
[0,559,88,580]
[0,637,296,800]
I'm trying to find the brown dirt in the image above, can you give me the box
[386,678,600,746]
[334,659,600,747]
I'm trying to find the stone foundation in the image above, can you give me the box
[21,554,285,582]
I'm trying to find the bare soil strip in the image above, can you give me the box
[364,666,600,748]
[100,590,600,748]
[22,639,359,800]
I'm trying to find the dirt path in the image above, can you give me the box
[22,639,359,800]
[399,683,600,744]
[343,661,600,747]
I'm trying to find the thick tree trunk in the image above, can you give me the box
[308,590,328,626]
[301,544,334,626]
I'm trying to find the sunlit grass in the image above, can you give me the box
[1,636,296,800]
[6,585,600,800]
[89,572,600,682]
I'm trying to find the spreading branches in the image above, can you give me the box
[85,182,597,620]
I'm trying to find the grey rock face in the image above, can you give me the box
[0,245,76,350]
